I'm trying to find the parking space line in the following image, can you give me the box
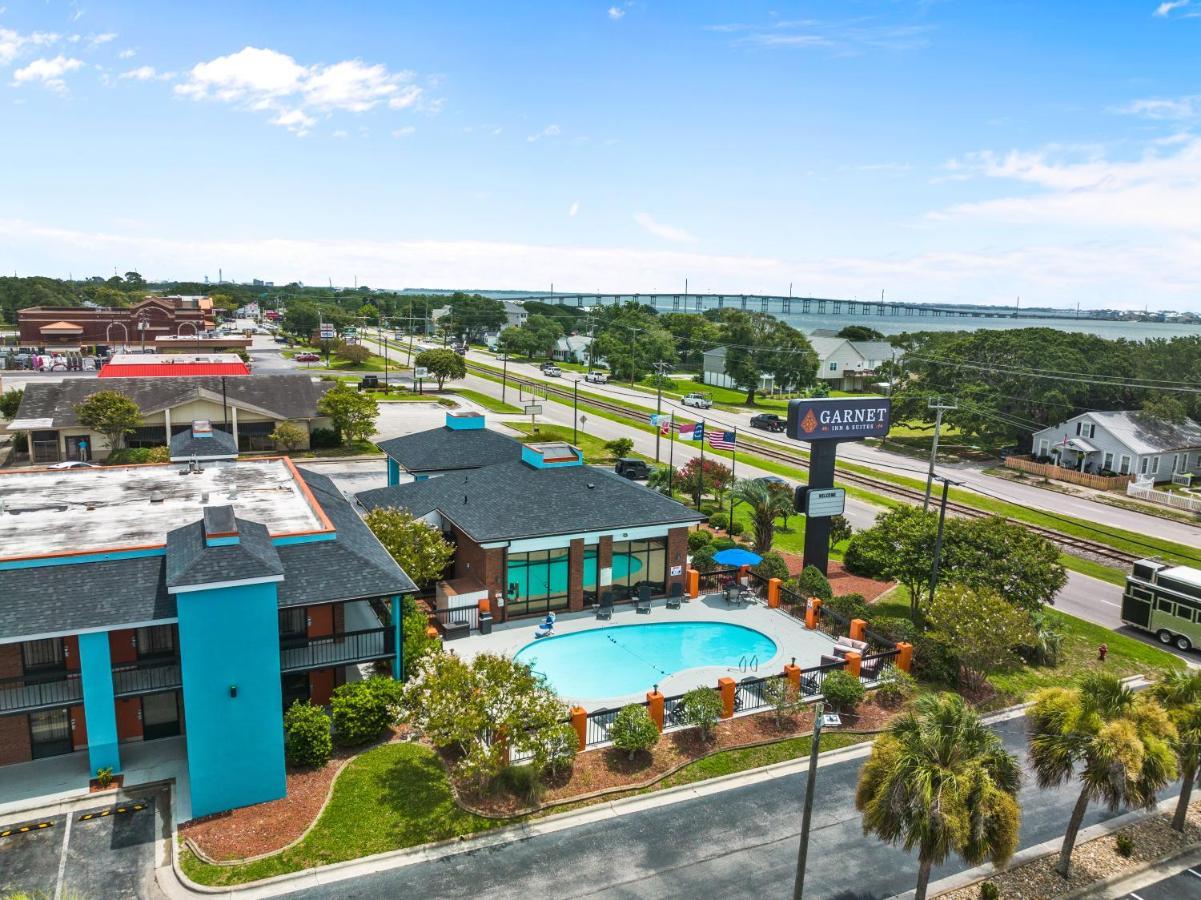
[1190,868,1201,879]
[53,810,71,900]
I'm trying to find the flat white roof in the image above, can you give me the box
[0,459,326,560]
[107,353,243,365]
[1162,566,1201,589]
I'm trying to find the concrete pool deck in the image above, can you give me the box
[451,594,840,711]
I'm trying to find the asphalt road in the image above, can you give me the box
[1125,865,1201,898]
[284,714,1184,900]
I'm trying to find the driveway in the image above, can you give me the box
[0,797,161,899]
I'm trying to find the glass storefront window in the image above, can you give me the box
[611,538,667,597]
[506,548,571,618]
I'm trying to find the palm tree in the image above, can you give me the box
[1151,669,1201,832]
[1028,672,1177,877]
[856,693,1021,900]
[729,478,793,553]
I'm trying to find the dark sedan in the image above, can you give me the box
[749,413,786,432]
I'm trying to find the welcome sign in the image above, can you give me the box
[787,397,892,442]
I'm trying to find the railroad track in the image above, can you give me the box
[478,364,1142,568]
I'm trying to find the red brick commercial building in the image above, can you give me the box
[18,297,216,349]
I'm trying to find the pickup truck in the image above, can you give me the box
[585,371,609,384]
[749,413,786,432]
[615,458,650,480]
[681,392,713,409]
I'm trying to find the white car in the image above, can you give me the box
[681,392,713,409]
[46,460,98,470]
[584,371,609,384]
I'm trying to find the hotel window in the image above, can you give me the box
[506,548,570,618]
[582,546,599,606]
[22,638,65,672]
[279,607,307,649]
[610,538,667,597]
[136,625,176,659]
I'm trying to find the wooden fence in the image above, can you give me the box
[1004,455,1133,491]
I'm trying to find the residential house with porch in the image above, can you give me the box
[359,425,705,627]
[0,458,413,818]
[806,336,902,391]
[1031,410,1201,483]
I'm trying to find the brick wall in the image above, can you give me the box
[666,527,688,595]
[450,523,506,615]
[0,643,22,679]
[568,539,584,611]
[0,714,32,766]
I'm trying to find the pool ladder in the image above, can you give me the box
[739,654,759,674]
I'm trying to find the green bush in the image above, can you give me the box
[330,677,399,746]
[497,762,543,803]
[980,882,999,900]
[610,704,660,759]
[707,512,729,531]
[873,668,917,707]
[690,544,717,573]
[529,721,578,778]
[106,446,170,465]
[687,529,713,553]
[869,616,919,645]
[1114,833,1134,858]
[913,633,959,686]
[283,701,333,767]
[795,565,833,601]
[309,426,342,449]
[821,669,865,711]
[843,532,886,579]
[712,536,737,552]
[752,551,790,582]
[824,592,871,622]
[680,686,723,739]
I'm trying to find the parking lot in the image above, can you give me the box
[0,796,162,899]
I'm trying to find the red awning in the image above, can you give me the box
[98,363,250,378]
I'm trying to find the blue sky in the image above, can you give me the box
[2,1,1200,309]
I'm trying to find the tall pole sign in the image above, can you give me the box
[787,397,892,576]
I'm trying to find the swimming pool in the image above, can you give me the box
[514,622,778,699]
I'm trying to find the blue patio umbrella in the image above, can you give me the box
[712,547,762,567]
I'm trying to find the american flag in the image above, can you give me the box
[660,417,673,436]
[707,430,737,450]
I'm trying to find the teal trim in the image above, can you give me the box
[445,413,485,431]
[272,532,336,547]
[205,535,240,548]
[177,582,286,818]
[520,445,583,469]
[78,633,120,776]
[414,474,429,482]
[387,457,401,486]
[391,595,403,681]
[0,547,164,572]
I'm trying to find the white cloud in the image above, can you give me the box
[0,28,60,66]
[391,125,415,138]
[569,201,580,217]
[634,211,694,242]
[118,48,135,59]
[331,129,348,139]
[1154,1,1190,16]
[716,18,933,53]
[176,46,428,134]
[87,32,116,48]
[526,123,561,142]
[12,55,83,92]
[608,6,625,20]
[119,65,171,81]
[1115,95,1201,120]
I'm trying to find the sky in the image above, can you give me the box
[1,1,1201,310]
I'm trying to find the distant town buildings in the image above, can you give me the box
[18,297,216,348]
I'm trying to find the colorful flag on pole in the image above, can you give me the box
[678,422,704,441]
[707,430,736,450]
[660,416,673,436]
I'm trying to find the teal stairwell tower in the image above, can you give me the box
[166,507,287,819]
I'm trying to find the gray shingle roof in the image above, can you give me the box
[165,516,284,589]
[0,468,415,641]
[356,459,705,542]
[14,374,332,427]
[170,427,238,461]
[376,427,522,473]
[1086,411,1201,455]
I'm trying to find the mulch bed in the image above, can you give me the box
[181,726,408,863]
[771,551,895,602]
[457,700,898,818]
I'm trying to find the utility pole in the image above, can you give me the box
[502,353,509,404]
[923,397,957,511]
[792,699,825,900]
[652,360,671,462]
[572,378,579,445]
[930,476,957,596]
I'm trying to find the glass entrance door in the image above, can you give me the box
[141,692,181,741]
[29,709,72,759]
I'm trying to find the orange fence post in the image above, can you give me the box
[687,568,700,599]
[896,642,913,673]
[767,577,781,608]
[646,689,664,732]
[844,651,861,679]
[718,677,736,719]
[570,706,587,751]
[784,660,801,690]
[804,597,822,630]
[425,625,439,639]
[739,564,751,583]
[849,618,867,642]
[478,597,491,617]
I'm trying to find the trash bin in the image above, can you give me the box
[479,613,493,635]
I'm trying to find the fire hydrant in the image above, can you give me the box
[1098,643,1108,662]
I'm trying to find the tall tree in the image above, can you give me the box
[75,391,143,451]
[926,584,1035,691]
[730,478,794,552]
[316,383,379,443]
[676,457,733,509]
[1150,669,1201,832]
[843,505,941,620]
[415,348,467,389]
[856,693,1022,900]
[365,506,456,586]
[947,516,1066,613]
[1028,673,1177,878]
[718,310,817,403]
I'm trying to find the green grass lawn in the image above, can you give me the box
[506,421,651,465]
[445,388,522,414]
[288,440,383,458]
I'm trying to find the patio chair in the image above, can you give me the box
[666,582,684,610]
[724,585,740,606]
[636,584,652,614]
[596,591,614,620]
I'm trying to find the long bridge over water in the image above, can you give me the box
[510,292,1105,322]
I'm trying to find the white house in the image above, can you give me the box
[807,336,903,391]
[552,334,594,365]
[1031,411,1201,482]
[700,346,776,393]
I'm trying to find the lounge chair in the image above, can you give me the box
[636,584,652,614]
[666,583,684,610]
[597,591,614,620]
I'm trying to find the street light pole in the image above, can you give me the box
[924,397,957,512]
[792,699,825,900]
[573,378,579,445]
[502,353,509,404]
[652,360,670,463]
[930,476,956,596]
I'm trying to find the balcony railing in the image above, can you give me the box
[0,671,82,715]
[279,626,395,674]
[112,658,182,697]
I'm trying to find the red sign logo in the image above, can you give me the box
[800,408,818,434]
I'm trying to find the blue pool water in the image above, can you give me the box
[514,622,778,699]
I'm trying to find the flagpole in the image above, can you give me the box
[668,416,675,497]
[728,426,738,535]
[698,418,706,511]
